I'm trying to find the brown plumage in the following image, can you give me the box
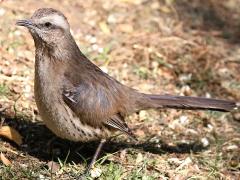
[16,8,239,175]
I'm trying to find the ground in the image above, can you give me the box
[0,0,240,179]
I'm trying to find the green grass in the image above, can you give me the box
[133,66,149,80]
[0,85,8,96]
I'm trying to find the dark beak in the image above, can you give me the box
[16,19,34,28]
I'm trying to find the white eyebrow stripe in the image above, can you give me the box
[40,14,69,30]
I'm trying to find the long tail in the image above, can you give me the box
[144,94,239,112]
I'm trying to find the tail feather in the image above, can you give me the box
[146,94,238,112]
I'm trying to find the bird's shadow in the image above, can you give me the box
[1,113,206,164]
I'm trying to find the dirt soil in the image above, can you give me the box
[0,0,240,179]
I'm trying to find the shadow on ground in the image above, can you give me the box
[174,0,240,43]
[0,112,206,164]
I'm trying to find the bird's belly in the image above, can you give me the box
[34,80,111,142]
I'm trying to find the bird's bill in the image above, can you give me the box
[16,19,34,28]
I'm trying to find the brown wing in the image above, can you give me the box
[61,53,141,138]
[105,113,136,139]
[62,82,135,138]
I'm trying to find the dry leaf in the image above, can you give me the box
[118,0,143,5]
[47,161,60,173]
[159,6,171,13]
[118,24,133,33]
[135,129,145,137]
[0,126,22,145]
[135,153,143,164]
[99,21,110,35]
[0,152,11,166]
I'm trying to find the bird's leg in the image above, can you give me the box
[84,139,106,175]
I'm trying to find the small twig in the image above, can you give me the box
[0,106,8,112]
[13,95,21,118]
[0,146,25,157]
[224,59,240,64]
[0,117,5,129]
[228,60,240,64]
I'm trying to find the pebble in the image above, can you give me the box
[0,8,5,16]
[201,137,209,147]
[90,167,102,178]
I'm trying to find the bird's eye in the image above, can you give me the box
[44,22,52,28]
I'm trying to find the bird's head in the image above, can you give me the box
[16,8,71,47]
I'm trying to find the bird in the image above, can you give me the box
[16,8,239,175]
